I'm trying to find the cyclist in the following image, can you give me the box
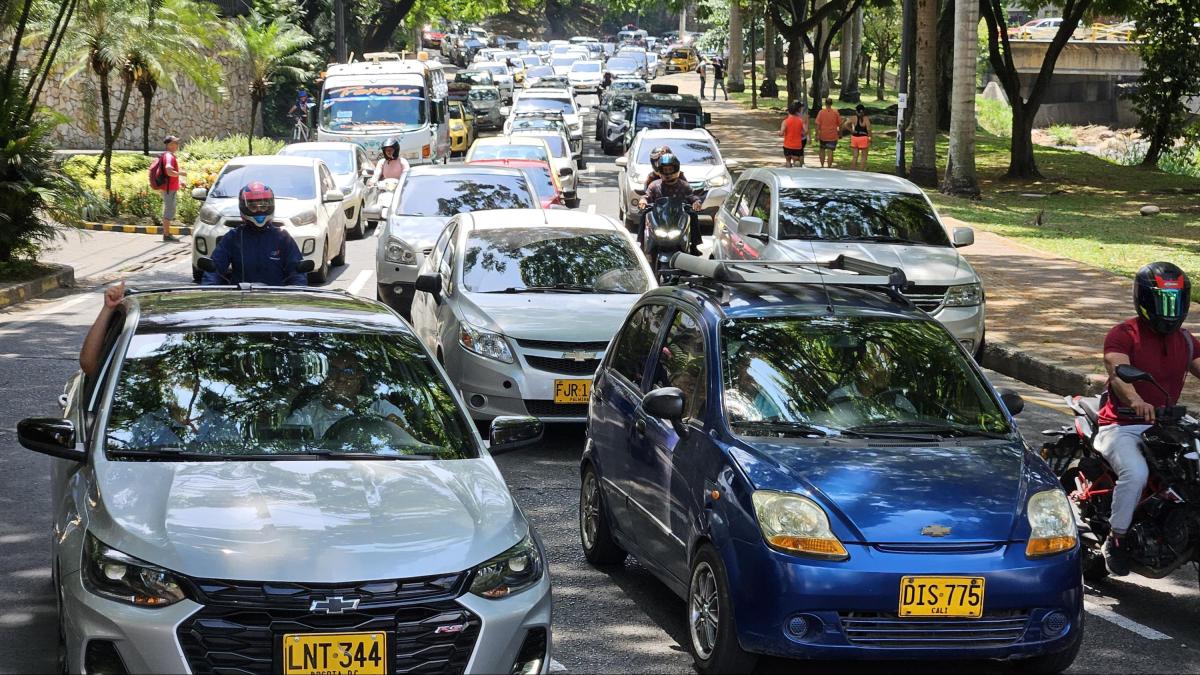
[202,183,308,286]
[288,88,312,124]
[370,137,411,185]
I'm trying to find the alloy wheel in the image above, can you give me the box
[689,561,719,661]
[580,472,600,551]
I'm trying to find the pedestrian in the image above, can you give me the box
[697,57,707,100]
[814,98,842,168]
[779,101,808,167]
[158,135,186,241]
[847,103,872,170]
[712,57,728,100]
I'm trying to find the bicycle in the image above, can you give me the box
[291,114,310,142]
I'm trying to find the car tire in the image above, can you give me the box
[567,193,581,209]
[579,465,627,566]
[348,209,366,240]
[309,240,330,285]
[331,233,347,267]
[1015,616,1083,674]
[578,156,587,170]
[1082,546,1109,582]
[192,266,203,284]
[687,544,758,674]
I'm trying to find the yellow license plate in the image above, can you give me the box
[898,576,985,618]
[282,632,386,675]
[554,379,591,404]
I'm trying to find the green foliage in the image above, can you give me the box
[1130,0,1200,165]
[1046,124,1078,146]
[974,97,1011,138]
[178,135,286,162]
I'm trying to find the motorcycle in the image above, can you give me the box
[640,190,704,283]
[1040,363,1200,582]
[364,177,400,228]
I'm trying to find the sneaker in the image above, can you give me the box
[162,234,179,242]
[1102,534,1131,576]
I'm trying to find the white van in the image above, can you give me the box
[317,52,450,163]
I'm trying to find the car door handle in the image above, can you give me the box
[634,417,647,435]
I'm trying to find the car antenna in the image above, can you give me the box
[807,238,834,314]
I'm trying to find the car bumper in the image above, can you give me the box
[572,83,600,93]
[930,303,986,355]
[377,281,416,316]
[62,562,552,675]
[446,343,597,422]
[725,539,1083,662]
[450,130,469,151]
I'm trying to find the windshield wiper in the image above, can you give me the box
[495,284,595,293]
[109,446,439,461]
[730,419,829,438]
[836,235,921,244]
[846,421,1010,440]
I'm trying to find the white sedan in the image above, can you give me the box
[277,141,377,239]
[190,156,348,284]
[615,128,736,228]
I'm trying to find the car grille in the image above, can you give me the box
[178,574,479,675]
[839,611,1029,648]
[524,399,589,417]
[904,285,948,313]
[516,338,610,351]
[525,355,602,375]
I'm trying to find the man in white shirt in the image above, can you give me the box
[288,351,408,440]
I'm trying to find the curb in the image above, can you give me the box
[0,263,75,310]
[980,340,1107,398]
[80,221,192,236]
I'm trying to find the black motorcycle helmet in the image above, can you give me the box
[649,145,673,171]
[238,182,274,228]
[657,153,681,181]
[381,137,401,160]
[1135,261,1191,334]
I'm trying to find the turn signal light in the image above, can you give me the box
[422,144,431,158]
[1026,535,1076,558]
[768,535,848,559]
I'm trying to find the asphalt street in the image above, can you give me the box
[2,99,1200,674]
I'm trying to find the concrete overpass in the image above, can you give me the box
[991,40,1143,126]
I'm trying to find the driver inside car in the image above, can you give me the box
[827,344,919,423]
[287,351,410,439]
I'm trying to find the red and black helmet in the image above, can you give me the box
[1135,261,1191,334]
[238,182,274,227]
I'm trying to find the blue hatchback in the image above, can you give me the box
[579,256,1082,673]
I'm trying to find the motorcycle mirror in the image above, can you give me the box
[1115,364,1153,384]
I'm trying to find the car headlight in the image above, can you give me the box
[469,534,543,599]
[82,532,185,607]
[384,237,417,264]
[943,282,984,307]
[751,491,848,560]
[1025,489,1076,558]
[290,209,318,227]
[197,206,221,225]
[460,323,514,363]
[707,174,730,188]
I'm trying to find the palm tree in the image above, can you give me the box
[941,0,979,196]
[908,0,938,186]
[227,12,317,155]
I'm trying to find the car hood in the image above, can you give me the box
[767,239,977,286]
[386,215,451,250]
[730,440,1034,543]
[86,457,525,581]
[207,198,317,221]
[569,73,602,82]
[461,292,640,343]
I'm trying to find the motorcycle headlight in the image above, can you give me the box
[1025,489,1076,558]
[82,532,185,607]
[707,174,730,188]
[751,491,848,560]
[460,323,514,363]
[943,282,984,307]
[290,209,318,227]
[469,534,543,599]
[197,206,221,225]
[384,237,417,264]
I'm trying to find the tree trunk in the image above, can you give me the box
[249,97,259,154]
[786,38,805,103]
[140,80,157,155]
[728,1,745,92]
[363,0,419,52]
[750,8,758,108]
[3,0,34,88]
[26,0,77,121]
[97,68,113,187]
[763,14,779,97]
[876,56,886,100]
[935,0,955,130]
[839,7,862,101]
[1141,82,1182,166]
[942,0,979,196]
[909,0,939,186]
[104,76,135,210]
[1009,102,1038,177]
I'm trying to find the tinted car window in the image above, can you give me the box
[462,228,649,294]
[637,139,718,165]
[610,304,669,387]
[751,184,772,222]
[606,57,637,70]
[734,181,762,218]
[470,143,551,163]
[396,174,536,216]
[775,188,952,245]
[519,166,558,203]
[721,317,1011,437]
[651,311,706,419]
[457,71,494,86]
[106,331,476,459]
[514,98,575,115]
[634,105,702,131]
[210,165,316,200]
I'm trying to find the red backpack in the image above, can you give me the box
[148,155,169,190]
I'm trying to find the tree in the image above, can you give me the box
[1130,0,1200,167]
[769,0,873,109]
[908,0,938,185]
[728,0,745,92]
[838,6,863,101]
[228,11,318,154]
[862,0,899,100]
[941,0,978,196]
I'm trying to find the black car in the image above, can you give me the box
[622,91,711,150]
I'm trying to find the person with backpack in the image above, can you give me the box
[711,57,728,100]
[151,135,187,242]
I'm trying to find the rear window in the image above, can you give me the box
[396,174,536,216]
[636,139,717,165]
[470,143,551,163]
[463,228,650,294]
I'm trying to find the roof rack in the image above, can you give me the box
[669,253,908,292]
[122,284,354,298]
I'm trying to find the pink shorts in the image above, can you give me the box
[851,135,870,150]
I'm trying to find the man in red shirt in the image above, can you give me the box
[160,135,187,242]
[1095,261,1199,575]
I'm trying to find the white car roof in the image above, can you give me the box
[518,88,572,99]
[278,142,358,154]
[462,208,622,232]
[634,128,715,142]
[471,136,552,148]
[572,60,604,68]
[225,155,321,168]
[754,167,925,194]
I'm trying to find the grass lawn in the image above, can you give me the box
[0,260,58,285]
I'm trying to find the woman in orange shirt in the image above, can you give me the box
[778,102,808,167]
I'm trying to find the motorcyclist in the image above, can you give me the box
[642,144,674,190]
[1096,261,1200,575]
[201,182,308,286]
[370,136,410,185]
[638,153,702,252]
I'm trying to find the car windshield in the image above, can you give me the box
[606,57,637,70]
[395,174,536,216]
[635,105,702,130]
[612,80,643,91]
[636,139,717,165]
[510,119,561,133]
[469,88,499,101]
[775,188,951,245]
[209,165,314,200]
[514,134,566,157]
[670,50,692,59]
[522,57,542,67]
[514,97,574,115]
[551,57,580,68]
[721,317,1011,438]
[526,66,554,78]
[320,84,426,131]
[479,63,509,75]
[464,228,650,294]
[456,71,493,85]
[105,331,476,459]
[571,62,601,73]
[470,142,551,163]
[282,149,353,175]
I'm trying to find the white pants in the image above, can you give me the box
[1093,423,1151,534]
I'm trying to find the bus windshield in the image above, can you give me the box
[320,84,427,132]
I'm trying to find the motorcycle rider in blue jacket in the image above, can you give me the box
[202,182,308,286]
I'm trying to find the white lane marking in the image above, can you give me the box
[588,185,597,194]
[549,658,568,673]
[1085,601,1172,640]
[0,290,97,335]
[586,204,596,215]
[347,270,373,296]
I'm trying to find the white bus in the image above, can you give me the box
[317,52,450,163]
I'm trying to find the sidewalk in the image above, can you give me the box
[42,228,192,286]
[657,72,1198,401]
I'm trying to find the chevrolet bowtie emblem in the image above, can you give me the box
[921,524,952,538]
[310,596,360,614]
[562,350,595,362]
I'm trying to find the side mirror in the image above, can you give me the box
[643,387,685,420]
[559,166,573,177]
[952,227,975,247]
[999,389,1024,416]
[191,187,208,200]
[725,159,740,171]
[196,256,217,273]
[415,272,443,296]
[380,206,389,220]
[1115,364,1153,384]
[614,157,628,168]
[323,189,344,203]
[296,259,316,273]
[737,215,766,237]
[488,416,544,454]
[499,106,511,117]
[17,418,85,462]
[702,112,712,125]
[361,168,374,179]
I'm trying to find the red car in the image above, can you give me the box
[467,158,565,208]
[422,28,446,48]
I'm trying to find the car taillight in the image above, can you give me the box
[422,144,431,158]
